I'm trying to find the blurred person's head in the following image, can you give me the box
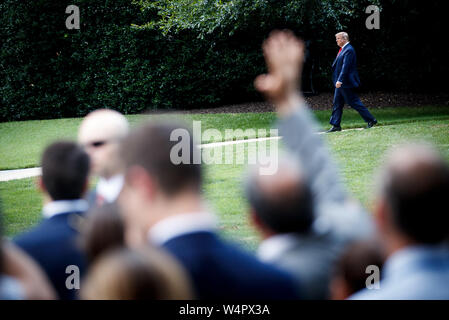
[78,109,129,179]
[375,143,449,253]
[330,240,384,300]
[335,32,349,47]
[118,121,202,239]
[39,141,90,202]
[246,156,314,239]
[81,203,125,264]
[81,246,193,299]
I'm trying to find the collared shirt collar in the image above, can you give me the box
[383,245,449,280]
[148,212,218,246]
[42,199,88,219]
[96,174,124,203]
[257,233,300,262]
[342,41,350,49]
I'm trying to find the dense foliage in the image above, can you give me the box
[0,0,447,121]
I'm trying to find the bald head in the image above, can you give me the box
[78,109,129,178]
[246,157,314,234]
[78,109,129,144]
[379,143,449,244]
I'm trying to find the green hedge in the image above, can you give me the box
[0,0,447,121]
[0,0,268,121]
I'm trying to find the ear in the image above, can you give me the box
[374,197,389,234]
[37,176,52,203]
[126,166,155,199]
[82,178,89,196]
[330,276,352,300]
[248,208,260,229]
[249,208,273,238]
[37,176,46,193]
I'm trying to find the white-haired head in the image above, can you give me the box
[335,32,349,48]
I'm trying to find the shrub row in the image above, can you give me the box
[0,0,447,121]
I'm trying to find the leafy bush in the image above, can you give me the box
[0,0,446,121]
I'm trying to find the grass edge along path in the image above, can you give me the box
[1,105,448,170]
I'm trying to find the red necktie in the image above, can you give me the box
[337,48,342,56]
[96,194,105,206]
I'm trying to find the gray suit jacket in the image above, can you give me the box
[277,103,373,239]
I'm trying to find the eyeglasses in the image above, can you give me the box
[83,137,122,149]
[84,140,108,148]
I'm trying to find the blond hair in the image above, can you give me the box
[335,32,349,41]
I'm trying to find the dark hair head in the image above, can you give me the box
[381,144,449,244]
[41,141,90,201]
[121,121,202,196]
[245,159,314,234]
[81,203,125,264]
[334,240,385,295]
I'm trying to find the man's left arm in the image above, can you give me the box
[337,50,355,85]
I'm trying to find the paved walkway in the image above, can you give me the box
[0,126,373,182]
[0,167,42,182]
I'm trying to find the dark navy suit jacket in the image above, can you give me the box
[162,231,300,300]
[13,211,86,300]
[332,43,361,88]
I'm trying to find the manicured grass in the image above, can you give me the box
[0,178,42,237]
[2,110,448,251]
[328,119,449,208]
[0,113,275,170]
[1,106,448,170]
[206,118,449,249]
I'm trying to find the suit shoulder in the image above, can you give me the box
[164,232,299,299]
[220,239,297,280]
[13,216,77,248]
[14,220,50,245]
[166,232,293,279]
[346,45,356,53]
[209,238,299,295]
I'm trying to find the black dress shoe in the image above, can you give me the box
[366,120,378,129]
[326,125,342,133]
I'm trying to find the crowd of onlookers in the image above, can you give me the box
[1,30,448,300]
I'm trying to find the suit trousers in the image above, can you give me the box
[329,87,375,126]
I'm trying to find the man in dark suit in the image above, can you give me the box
[78,109,129,208]
[327,32,377,132]
[253,30,373,299]
[14,141,89,300]
[118,121,300,300]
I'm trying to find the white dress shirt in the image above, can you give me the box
[148,212,218,246]
[258,233,300,263]
[96,174,124,203]
[42,199,88,219]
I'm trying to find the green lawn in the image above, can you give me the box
[1,106,448,170]
[0,113,276,170]
[207,117,449,249]
[1,106,449,250]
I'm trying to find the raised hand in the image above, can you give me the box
[254,30,305,116]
